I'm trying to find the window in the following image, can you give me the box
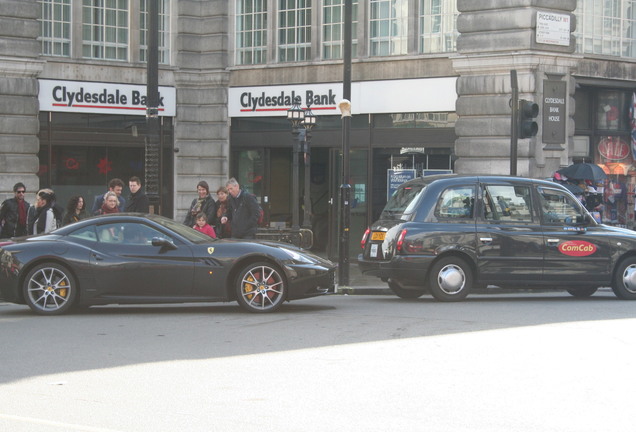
[40,0,72,56]
[419,0,458,53]
[322,0,358,59]
[278,0,312,62]
[140,0,170,64]
[483,185,533,222]
[236,0,268,65]
[436,186,475,219]
[574,0,636,58]
[68,225,97,242]
[370,0,408,56]
[539,188,582,225]
[82,0,129,61]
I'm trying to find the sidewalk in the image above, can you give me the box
[335,263,393,295]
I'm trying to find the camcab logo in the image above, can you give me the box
[558,240,597,257]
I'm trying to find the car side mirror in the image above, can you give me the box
[151,237,177,250]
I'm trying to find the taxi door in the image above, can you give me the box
[475,181,544,284]
[538,187,612,284]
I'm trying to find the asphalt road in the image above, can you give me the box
[1,291,635,432]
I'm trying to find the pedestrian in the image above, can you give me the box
[94,191,120,215]
[193,212,217,238]
[222,177,260,239]
[125,176,150,213]
[214,186,231,238]
[29,189,63,235]
[0,182,30,238]
[62,195,89,226]
[184,180,216,227]
[91,178,126,213]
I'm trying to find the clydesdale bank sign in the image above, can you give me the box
[38,79,176,117]
[228,77,457,118]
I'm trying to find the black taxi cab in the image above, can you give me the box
[358,174,636,301]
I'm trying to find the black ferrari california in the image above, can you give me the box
[0,214,336,315]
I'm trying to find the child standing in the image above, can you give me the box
[193,212,217,238]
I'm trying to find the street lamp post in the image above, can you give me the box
[301,102,317,230]
[287,96,305,233]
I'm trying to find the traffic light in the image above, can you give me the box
[518,99,539,138]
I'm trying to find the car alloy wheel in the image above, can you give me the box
[23,263,77,315]
[235,262,287,313]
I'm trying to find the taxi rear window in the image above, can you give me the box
[380,184,426,220]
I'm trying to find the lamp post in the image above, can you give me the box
[339,0,353,286]
[287,96,305,232]
[301,102,317,230]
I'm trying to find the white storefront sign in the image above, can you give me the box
[228,77,457,117]
[38,79,176,116]
[536,11,571,47]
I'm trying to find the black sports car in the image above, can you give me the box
[0,214,336,315]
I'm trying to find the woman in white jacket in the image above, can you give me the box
[29,189,62,235]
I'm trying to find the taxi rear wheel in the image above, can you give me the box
[566,287,598,298]
[388,280,426,299]
[428,256,472,302]
[22,263,77,315]
[612,258,636,300]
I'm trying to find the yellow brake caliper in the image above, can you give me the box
[244,275,255,300]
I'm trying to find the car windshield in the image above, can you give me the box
[153,216,217,242]
[380,184,426,220]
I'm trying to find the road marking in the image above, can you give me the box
[0,413,124,432]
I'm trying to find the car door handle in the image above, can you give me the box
[547,238,560,245]
[479,237,493,243]
[92,252,104,261]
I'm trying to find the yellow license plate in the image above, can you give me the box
[371,231,386,241]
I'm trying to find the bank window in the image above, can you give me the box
[374,112,457,128]
[436,186,475,219]
[483,185,533,222]
[574,0,636,58]
[82,0,129,61]
[419,0,458,53]
[370,0,408,56]
[140,0,170,64]
[40,0,72,57]
[236,0,268,65]
[322,0,358,59]
[278,0,311,62]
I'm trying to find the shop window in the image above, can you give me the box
[373,112,457,128]
[596,90,629,131]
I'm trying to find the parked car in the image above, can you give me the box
[358,174,636,301]
[0,214,336,315]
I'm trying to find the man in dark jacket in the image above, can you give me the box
[222,177,260,239]
[125,176,150,213]
[0,182,30,239]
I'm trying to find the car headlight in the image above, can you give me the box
[281,248,315,264]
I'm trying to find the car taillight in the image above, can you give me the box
[396,229,407,253]
[361,228,370,249]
